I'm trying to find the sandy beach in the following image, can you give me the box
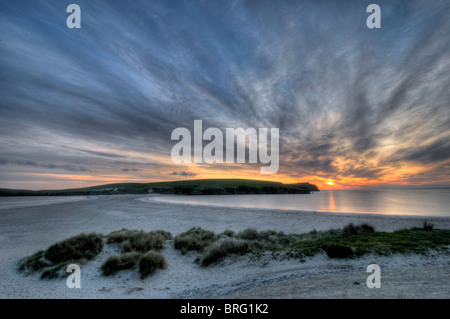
[0,194,449,299]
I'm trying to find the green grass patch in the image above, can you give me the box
[18,233,103,279]
[194,223,450,266]
[287,224,450,259]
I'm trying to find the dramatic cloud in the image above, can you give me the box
[122,168,142,172]
[0,0,449,189]
[170,172,197,177]
[0,158,88,172]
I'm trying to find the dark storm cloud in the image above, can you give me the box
[40,163,89,172]
[122,168,141,172]
[393,140,450,164]
[0,0,449,187]
[70,148,129,159]
[0,158,88,172]
[170,171,197,177]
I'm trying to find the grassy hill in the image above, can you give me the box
[0,179,319,196]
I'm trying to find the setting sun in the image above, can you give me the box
[327,179,334,186]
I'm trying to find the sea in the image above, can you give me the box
[152,189,450,217]
[0,189,448,217]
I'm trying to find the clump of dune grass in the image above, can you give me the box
[197,228,294,266]
[44,233,103,263]
[174,227,216,254]
[421,220,434,230]
[107,229,172,244]
[107,229,172,253]
[342,223,375,235]
[139,250,167,279]
[101,229,172,278]
[236,228,293,249]
[101,252,141,276]
[199,238,250,266]
[107,229,135,244]
[18,229,173,280]
[323,244,354,258]
[236,228,258,240]
[101,250,167,279]
[222,230,235,237]
[18,233,103,279]
[17,250,49,274]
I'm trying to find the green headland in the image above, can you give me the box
[0,179,320,196]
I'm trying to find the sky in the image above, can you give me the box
[0,0,449,190]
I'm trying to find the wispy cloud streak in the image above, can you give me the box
[0,0,449,189]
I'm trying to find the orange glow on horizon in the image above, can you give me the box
[5,155,449,191]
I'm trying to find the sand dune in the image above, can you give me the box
[0,195,449,299]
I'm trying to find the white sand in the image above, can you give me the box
[0,194,449,299]
[0,196,90,210]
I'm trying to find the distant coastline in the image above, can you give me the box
[0,179,319,196]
